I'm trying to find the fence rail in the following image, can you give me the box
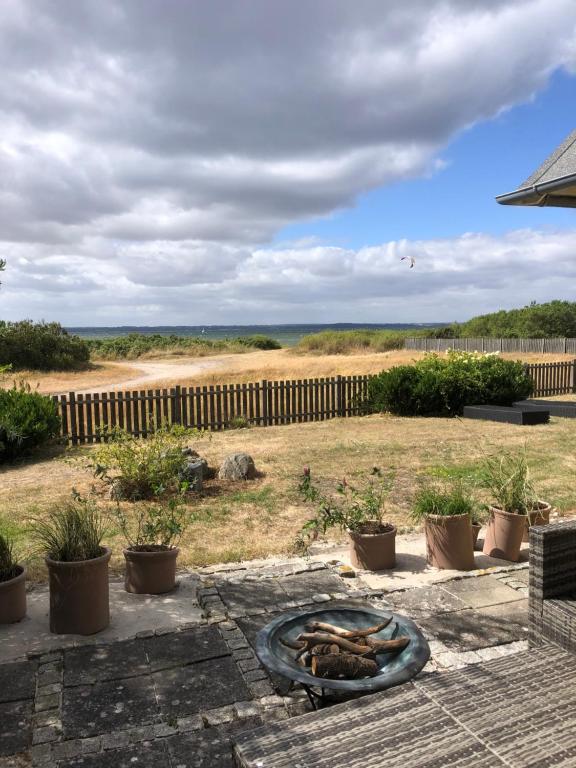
[54,375,371,444]
[54,362,576,443]
[405,337,576,354]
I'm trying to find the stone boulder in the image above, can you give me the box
[218,452,257,481]
[179,458,204,491]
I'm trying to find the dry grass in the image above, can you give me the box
[3,348,574,395]
[2,412,575,582]
[0,362,140,395]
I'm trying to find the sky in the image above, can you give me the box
[1,0,576,327]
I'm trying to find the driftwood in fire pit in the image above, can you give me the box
[281,616,410,681]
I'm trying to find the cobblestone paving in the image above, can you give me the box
[0,559,531,766]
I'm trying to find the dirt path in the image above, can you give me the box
[68,357,229,395]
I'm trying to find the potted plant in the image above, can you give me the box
[114,495,193,594]
[32,494,110,635]
[411,483,476,571]
[471,509,487,550]
[481,451,550,561]
[0,530,26,624]
[298,468,397,571]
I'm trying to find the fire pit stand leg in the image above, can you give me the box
[301,683,329,711]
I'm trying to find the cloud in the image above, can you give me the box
[3,229,576,324]
[0,0,576,322]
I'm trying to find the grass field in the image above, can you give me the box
[2,411,574,582]
[9,347,576,396]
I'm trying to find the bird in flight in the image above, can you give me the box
[401,256,416,269]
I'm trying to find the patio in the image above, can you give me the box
[0,528,536,767]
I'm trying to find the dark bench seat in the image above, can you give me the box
[514,399,576,418]
[463,404,549,425]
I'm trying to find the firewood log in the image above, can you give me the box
[311,653,378,679]
[363,636,410,653]
[305,618,392,638]
[280,636,306,651]
[310,642,340,656]
[297,632,375,656]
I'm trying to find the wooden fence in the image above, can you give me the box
[405,337,576,354]
[54,362,576,444]
[54,375,371,444]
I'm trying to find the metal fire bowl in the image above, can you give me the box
[256,605,430,693]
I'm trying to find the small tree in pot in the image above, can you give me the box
[481,451,550,561]
[411,483,476,571]
[32,494,109,635]
[0,530,26,624]
[298,467,397,571]
[114,494,195,594]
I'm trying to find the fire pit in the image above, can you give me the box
[256,605,430,708]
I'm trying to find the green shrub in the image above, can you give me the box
[295,329,406,355]
[88,333,280,360]
[113,494,196,550]
[0,387,61,462]
[92,425,200,500]
[32,494,106,562]
[365,351,533,416]
[0,321,90,370]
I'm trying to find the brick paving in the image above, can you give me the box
[0,559,531,767]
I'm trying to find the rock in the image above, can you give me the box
[218,453,257,481]
[336,565,356,579]
[108,478,126,501]
[182,447,200,458]
[179,459,204,491]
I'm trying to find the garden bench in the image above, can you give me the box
[514,399,576,418]
[462,404,549,425]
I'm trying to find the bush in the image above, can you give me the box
[0,387,61,462]
[113,494,196,550]
[365,351,533,417]
[0,321,90,370]
[92,425,200,500]
[88,333,281,359]
[295,329,406,355]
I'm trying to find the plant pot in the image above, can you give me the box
[348,525,396,571]
[124,546,179,594]
[0,565,26,624]
[425,514,475,571]
[522,501,552,543]
[482,507,527,562]
[46,547,111,635]
[472,523,482,549]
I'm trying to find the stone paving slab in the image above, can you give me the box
[145,626,228,672]
[166,717,262,768]
[0,575,202,664]
[60,740,169,768]
[216,580,288,614]
[62,675,159,739]
[0,661,36,703]
[417,600,529,651]
[386,584,470,617]
[278,572,345,601]
[64,640,149,686]
[0,700,33,757]
[154,656,250,718]
[441,575,523,608]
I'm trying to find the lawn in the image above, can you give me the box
[1,412,575,583]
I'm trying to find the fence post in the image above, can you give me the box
[68,391,77,445]
[261,380,269,425]
[336,375,344,417]
[172,385,182,425]
[573,360,576,394]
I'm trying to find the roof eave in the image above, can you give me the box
[496,171,576,207]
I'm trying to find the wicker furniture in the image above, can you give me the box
[529,520,576,652]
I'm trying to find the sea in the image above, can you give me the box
[67,323,444,347]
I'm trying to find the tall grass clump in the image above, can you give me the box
[0,531,19,581]
[295,329,407,355]
[411,483,476,522]
[365,350,533,417]
[32,495,106,562]
[479,451,537,514]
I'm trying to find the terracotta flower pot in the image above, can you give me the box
[0,565,26,624]
[522,502,552,543]
[46,547,111,635]
[482,507,527,562]
[348,525,396,571]
[472,523,482,549]
[124,546,179,594]
[425,513,475,571]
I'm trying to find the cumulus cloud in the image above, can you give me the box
[0,0,576,323]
